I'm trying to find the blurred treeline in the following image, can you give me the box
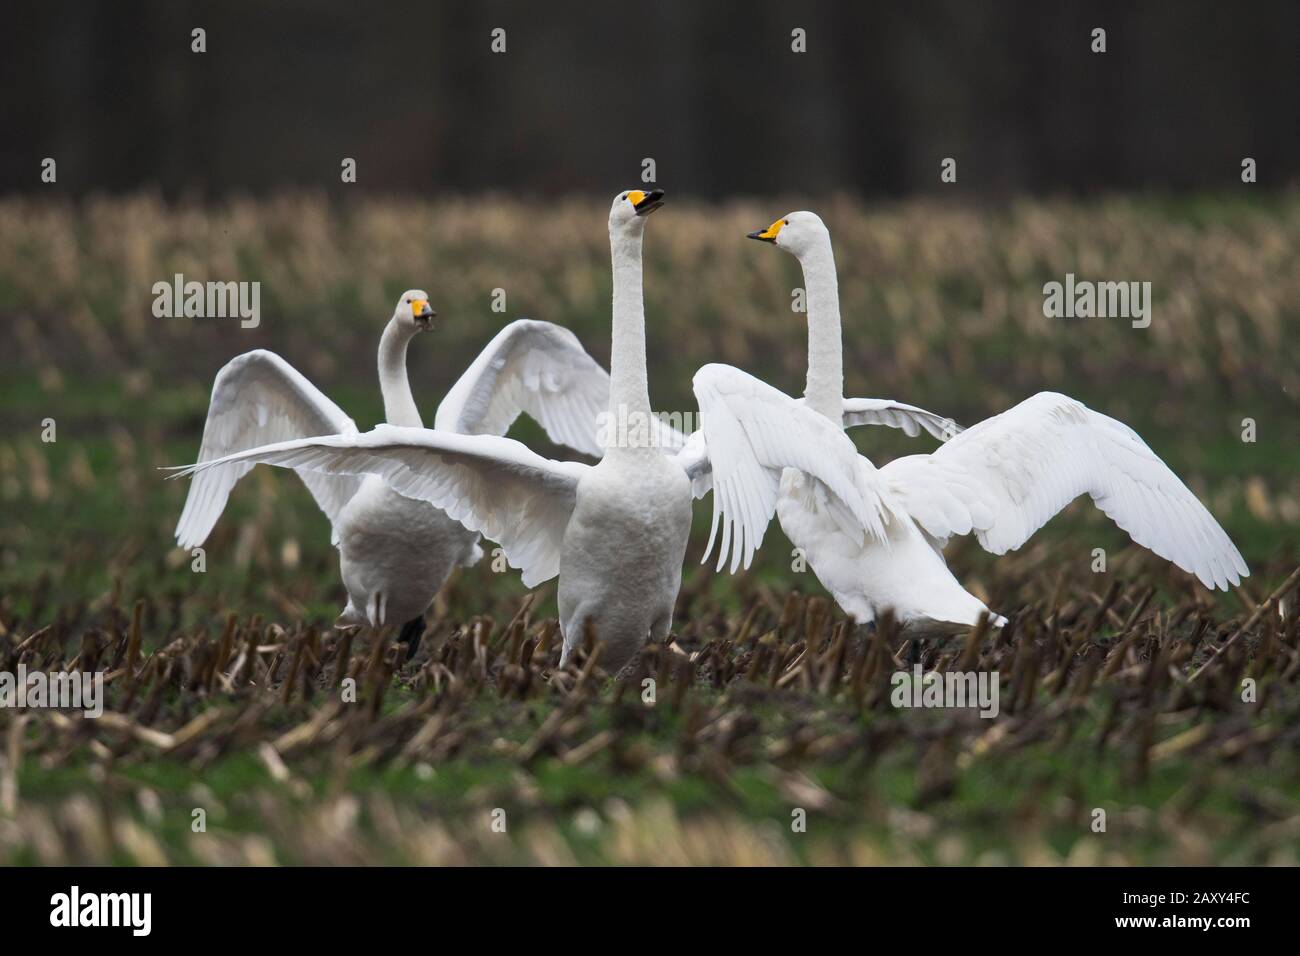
[2,0,1299,198]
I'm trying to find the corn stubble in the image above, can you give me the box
[0,561,1297,866]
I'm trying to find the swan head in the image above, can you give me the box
[609,188,665,233]
[746,210,828,257]
[393,289,437,333]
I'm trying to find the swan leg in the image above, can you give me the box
[397,615,426,654]
[649,612,673,647]
[558,608,593,670]
[365,591,388,628]
[336,600,365,629]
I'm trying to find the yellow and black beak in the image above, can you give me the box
[412,299,436,329]
[629,188,666,216]
[747,218,786,243]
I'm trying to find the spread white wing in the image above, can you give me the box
[686,364,896,574]
[434,318,687,456]
[174,350,361,549]
[881,392,1249,590]
[836,397,961,442]
[172,425,588,587]
[673,396,959,501]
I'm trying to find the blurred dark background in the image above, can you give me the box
[2,0,1297,199]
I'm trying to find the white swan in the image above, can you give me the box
[174,190,891,670]
[733,210,1249,635]
[174,291,618,644]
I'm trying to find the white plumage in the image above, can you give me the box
[882,392,1248,591]
[685,365,893,574]
[734,210,1248,634]
[174,350,362,550]
[436,319,611,456]
[173,290,617,633]
[177,191,896,669]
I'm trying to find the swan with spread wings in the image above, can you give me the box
[738,210,1249,635]
[174,290,622,646]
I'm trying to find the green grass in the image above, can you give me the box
[8,671,1295,865]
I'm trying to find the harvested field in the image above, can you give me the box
[1,194,1297,864]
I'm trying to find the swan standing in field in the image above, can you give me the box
[739,211,1249,635]
[175,191,891,670]
[174,291,619,645]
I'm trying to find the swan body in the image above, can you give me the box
[559,449,693,664]
[175,191,889,670]
[775,468,990,635]
[175,291,614,633]
[742,211,1249,633]
[333,475,481,628]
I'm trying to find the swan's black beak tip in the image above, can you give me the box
[747,229,775,243]
[633,189,666,216]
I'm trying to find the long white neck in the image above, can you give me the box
[798,235,844,421]
[608,225,653,439]
[377,318,423,427]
